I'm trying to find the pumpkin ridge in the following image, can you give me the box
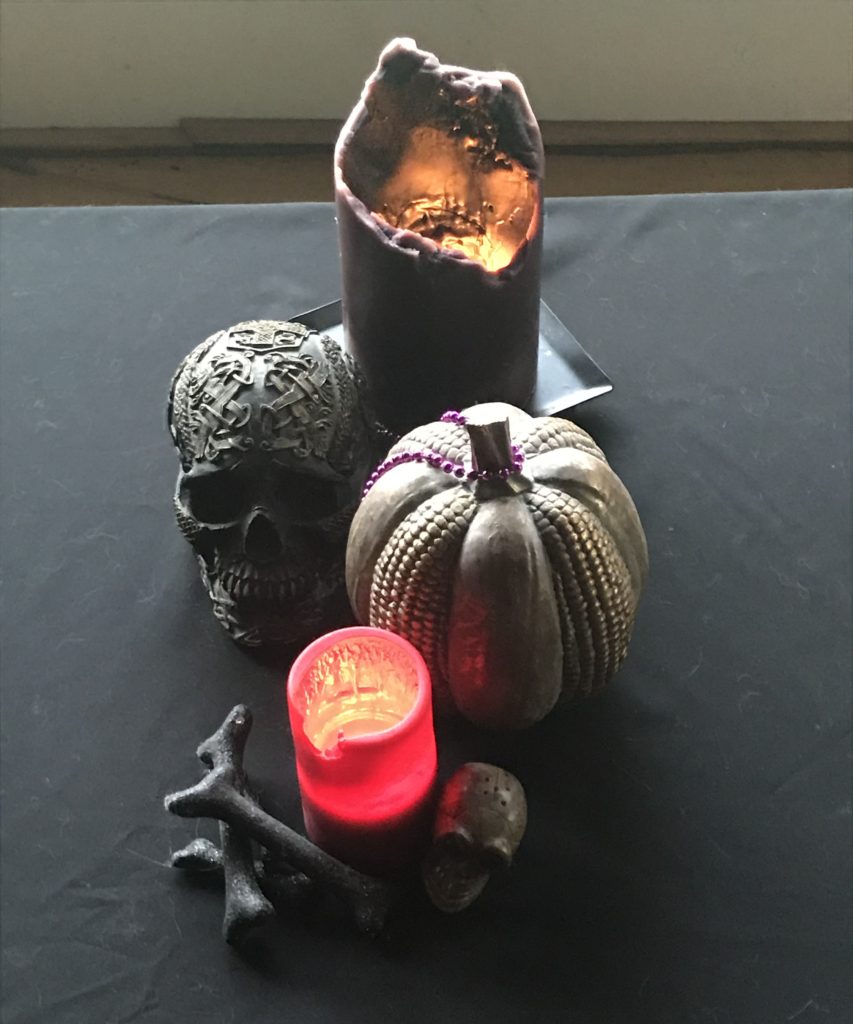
[564,493,632,688]
[527,484,635,693]
[369,487,476,709]
[548,491,611,691]
[549,565,583,703]
[559,486,635,674]
[584,519,635,675]
[389,422,468,464]
[515,418,606,463]
[523,487,598,696]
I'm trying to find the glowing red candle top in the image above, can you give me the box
[287,627,437,876]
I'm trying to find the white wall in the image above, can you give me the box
[1,0,851,128]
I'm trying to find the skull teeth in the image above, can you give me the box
[215,567,324,604]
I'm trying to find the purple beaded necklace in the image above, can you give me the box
[362,410,526,497]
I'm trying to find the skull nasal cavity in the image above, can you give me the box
[244,510,283,563]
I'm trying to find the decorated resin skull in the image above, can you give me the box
[422,763,527,912]
[168,320,374,646]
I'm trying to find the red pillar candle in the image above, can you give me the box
[287,626,437,876]
[334,37,545,434]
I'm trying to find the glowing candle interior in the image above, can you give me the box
[287,627,437,876]
[298,637,419,751]
[373,125,537,273]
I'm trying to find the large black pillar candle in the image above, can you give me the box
[335,38,544,434]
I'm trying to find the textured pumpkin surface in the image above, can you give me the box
[346,402,647,728]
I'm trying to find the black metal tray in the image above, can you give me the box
[294,298,612,418]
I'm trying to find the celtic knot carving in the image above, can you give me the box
[169,320,345,468]
[225,319,309,354]
[260,353,333,459]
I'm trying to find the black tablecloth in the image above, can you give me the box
[1,192,851,1024]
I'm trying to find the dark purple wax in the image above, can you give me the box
[335,38,545,434]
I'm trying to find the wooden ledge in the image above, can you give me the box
[1,120,850,156]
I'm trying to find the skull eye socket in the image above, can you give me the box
[182,472,245,526]
[275,474,343,523]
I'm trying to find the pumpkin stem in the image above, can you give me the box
[465,416,514,475]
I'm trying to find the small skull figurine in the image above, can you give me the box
[168,319,375,647]
[422,763,527,913]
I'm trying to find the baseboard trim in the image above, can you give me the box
[542,120,851,147]
[0,126,192,153]
[1,120,850,155]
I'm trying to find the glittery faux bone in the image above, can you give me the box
[164,705,398,937]
[170,837,315,910]
[192,706,275,943]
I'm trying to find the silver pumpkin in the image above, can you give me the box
[346,402,648,728]
[168,319,374,647]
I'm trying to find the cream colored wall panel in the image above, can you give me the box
[1,0,851,127]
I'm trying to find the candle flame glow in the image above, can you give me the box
[296,638,419,753]
[372,127,537,273]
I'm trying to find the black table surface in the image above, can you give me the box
[1,192,850,1024]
